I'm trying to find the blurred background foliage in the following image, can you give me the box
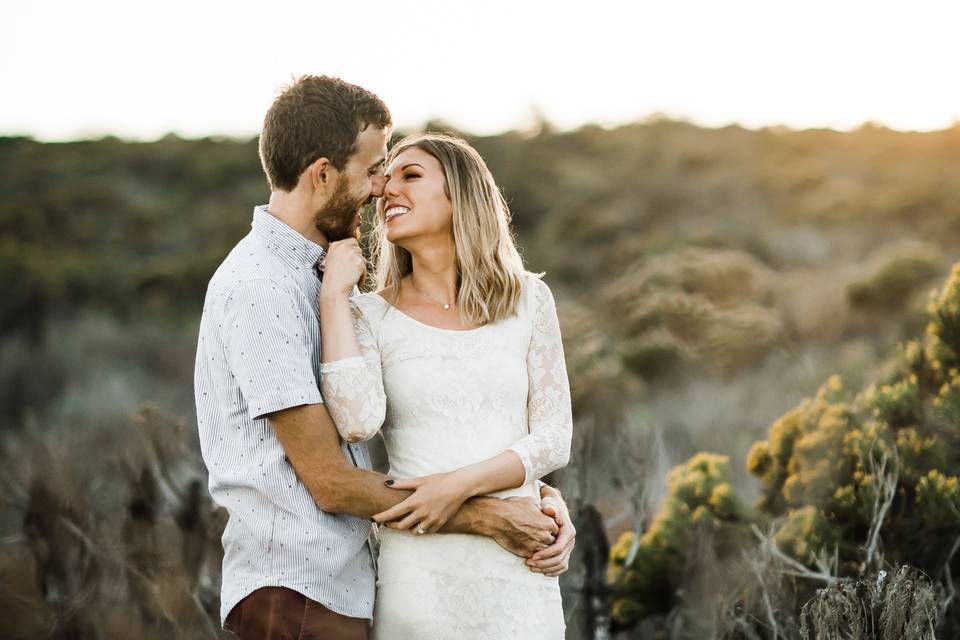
[2,118,960,638]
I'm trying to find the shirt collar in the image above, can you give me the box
[251,205,326,272]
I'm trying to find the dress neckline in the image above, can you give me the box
[371,293,486,334]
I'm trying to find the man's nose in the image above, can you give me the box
[370,175,387,198]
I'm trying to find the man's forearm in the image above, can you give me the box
[313,464,412,518]
[441,496,501,537]
[269,403,411,517]
[326,466,499,536]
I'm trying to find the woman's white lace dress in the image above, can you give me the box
[320,274,572,639]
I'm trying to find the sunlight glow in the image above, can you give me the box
[2,0,959,140]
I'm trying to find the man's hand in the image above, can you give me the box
[487,496,559,557]
[527,492,576,577]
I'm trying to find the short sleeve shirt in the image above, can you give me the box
[194,206,374,624]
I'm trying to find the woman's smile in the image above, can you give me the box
[384,205,410,222]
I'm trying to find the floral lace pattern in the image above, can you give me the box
[319,304,386,443]
[508,277,574,484]
[372,529,564,639]
[319,275,571,637]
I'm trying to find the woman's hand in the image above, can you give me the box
[526,495,576,576]
[374,473,470,534]
[320,238,366,298]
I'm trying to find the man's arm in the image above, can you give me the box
[268,401,397,515]
[268,402,558,554]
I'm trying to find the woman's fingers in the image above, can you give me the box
[529,531,568,561]
[527,544,571,574]
[527,549,571,577]
[393,511,422,532]
[326,240,360,264]
[528,524,575,572]
[526,549,570,571]
[539,498,566,526]
[372,499,413,524]
[539,505,562,526]
[531,559,567,575]
[320,239,367,294]
[528,547,560,563]
[385,477,423,491]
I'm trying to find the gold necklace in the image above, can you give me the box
[410,280,455,311]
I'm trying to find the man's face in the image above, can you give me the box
[314,125,389,242]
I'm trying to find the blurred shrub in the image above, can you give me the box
[847,240,944,310]
[604,247,783,376]
[557,297,638,418]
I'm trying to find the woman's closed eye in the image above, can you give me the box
[403,171,421,180]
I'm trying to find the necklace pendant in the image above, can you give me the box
[443,304,450,310]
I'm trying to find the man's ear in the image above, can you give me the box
[305,157,337,194]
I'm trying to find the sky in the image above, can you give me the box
[2,0,959,141]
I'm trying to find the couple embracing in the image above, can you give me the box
[194,75,574,639]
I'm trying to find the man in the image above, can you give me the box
[194,75,575,640]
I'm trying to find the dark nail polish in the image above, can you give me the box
[384,479,394,486]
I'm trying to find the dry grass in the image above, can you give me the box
[0,404,228,640]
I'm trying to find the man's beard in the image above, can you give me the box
[314,179,368,242]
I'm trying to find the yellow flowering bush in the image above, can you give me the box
[915,470,960,530]
[608,453,754,626]
[743,265,960,576]
[773,505,839,565]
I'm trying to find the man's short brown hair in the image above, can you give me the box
[258,75,392,191]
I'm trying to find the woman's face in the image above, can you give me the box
[379,147,453,246]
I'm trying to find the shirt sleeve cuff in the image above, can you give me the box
[248,386,323,421]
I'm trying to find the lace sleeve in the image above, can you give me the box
[508,279,573,484]
[319,299,386,443]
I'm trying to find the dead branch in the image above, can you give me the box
[863,444,899,572]
[751,524,839,585]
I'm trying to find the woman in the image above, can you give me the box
[318,133,572,638]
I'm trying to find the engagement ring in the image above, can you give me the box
[416,526,425,535]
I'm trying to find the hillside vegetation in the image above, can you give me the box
[2,120,960,638]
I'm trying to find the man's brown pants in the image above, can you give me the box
[226,586,369,640]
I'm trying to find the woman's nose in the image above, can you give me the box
[382,176,400,197]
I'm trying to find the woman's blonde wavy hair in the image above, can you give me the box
[372,132,532,326]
